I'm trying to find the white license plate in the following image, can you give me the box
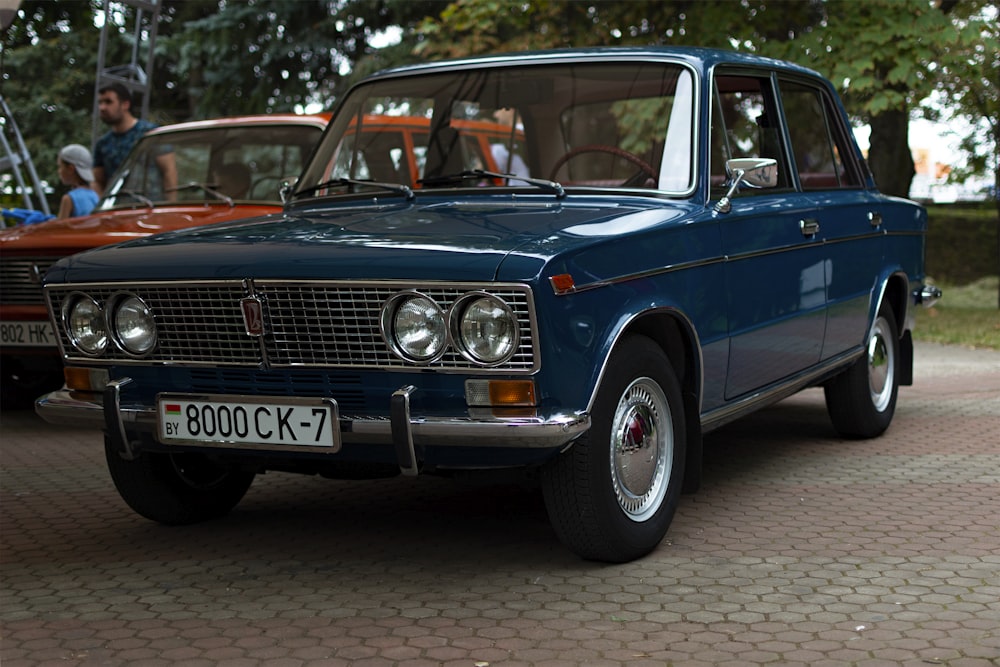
[0,320,56,347]
[157,394,340,451]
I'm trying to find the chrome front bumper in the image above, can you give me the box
[35,380,590,474]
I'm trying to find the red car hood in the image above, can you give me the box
[0,203,280,255]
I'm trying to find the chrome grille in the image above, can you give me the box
[187,368,368,408]
[0,256,63,305]
[45,280,538,373]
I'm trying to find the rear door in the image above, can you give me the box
[776,77,883,359]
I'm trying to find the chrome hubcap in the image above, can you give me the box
[610,377,672,522]
[868,316,894,412]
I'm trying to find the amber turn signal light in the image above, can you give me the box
[63,366,108,392]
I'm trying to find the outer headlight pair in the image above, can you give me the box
[62,292,157,357]
[381,291,519,365]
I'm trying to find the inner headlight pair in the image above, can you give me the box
[62,292,157,356]
[381,291,519,365]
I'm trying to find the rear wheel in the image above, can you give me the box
[824,303,899,438]
[541,335,685,562]
[105,437,255,525]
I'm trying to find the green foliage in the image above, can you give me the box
[913,277,1000,349]
[920,203,999,348]
[413,0,997,199]
[2,0,997,211]
[612,98,674,156]
[2,21,103,209]
[925,204,999,285]
[929,1,999,203]
[762,0,962,119]
[159,1,346,117]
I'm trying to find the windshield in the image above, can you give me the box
[99,123,322,209]
[296,60,695,199]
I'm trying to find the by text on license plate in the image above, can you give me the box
[0,320,56,347]
[157,394,340,451]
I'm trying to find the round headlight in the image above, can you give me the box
[455,295,518,364]
[64,294,107,355]
[112,295,157,355]
[384,293,447,362]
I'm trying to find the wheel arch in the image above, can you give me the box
[876,271,909,338]
[593,307,705,494]
[874,270,913,386]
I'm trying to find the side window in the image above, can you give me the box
[711,74,790,193]
[778,80,859,190]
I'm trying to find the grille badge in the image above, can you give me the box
[240,295,265,336]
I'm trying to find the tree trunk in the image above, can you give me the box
[867,109,915,199]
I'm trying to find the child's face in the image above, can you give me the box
[58,159,76,185]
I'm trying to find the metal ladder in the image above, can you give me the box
[1,93,50,215]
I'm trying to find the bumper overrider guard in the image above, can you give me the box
[35,379,592,474]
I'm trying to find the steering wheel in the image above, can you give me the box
[549,144,657,183]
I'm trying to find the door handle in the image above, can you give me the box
[800,218,820,237]
[868,211,883,228]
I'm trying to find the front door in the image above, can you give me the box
[712,72,827,400]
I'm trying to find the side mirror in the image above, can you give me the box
[279,179,296,204]
[715,157,778,213]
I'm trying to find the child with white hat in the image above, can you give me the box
[57,144,100,218]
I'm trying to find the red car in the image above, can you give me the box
[0,114,329,404]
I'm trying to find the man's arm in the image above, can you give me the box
[155,151,178,201]
[92,166,107,197]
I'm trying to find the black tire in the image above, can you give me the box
[105,436,255,525]
[541,335,685,562]
[824,303,899,439]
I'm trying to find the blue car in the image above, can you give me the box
[37,47,939,562]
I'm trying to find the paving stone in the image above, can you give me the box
[2,343,998,665]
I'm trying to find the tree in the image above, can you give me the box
[928,0,998,216]
[2,1,104,210]
[413,0,991,201]
[3,0,996,212]
[762,0,985,199]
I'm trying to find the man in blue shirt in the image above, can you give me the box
[92,82,176,197]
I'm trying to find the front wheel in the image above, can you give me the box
[824,303,900,439]
[105,437,255,525]
[541,335,685,562]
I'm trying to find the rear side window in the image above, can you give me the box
[778,80,860,190]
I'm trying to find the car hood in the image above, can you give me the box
[46,197,697,284]
[1,204,280,255]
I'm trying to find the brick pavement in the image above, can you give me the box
[1,342,998,666]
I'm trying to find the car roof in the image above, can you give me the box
[365,46,822,82]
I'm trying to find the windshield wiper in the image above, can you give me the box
[294,177,415,202]
[168,182,234,207]
[418,169,566,199]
